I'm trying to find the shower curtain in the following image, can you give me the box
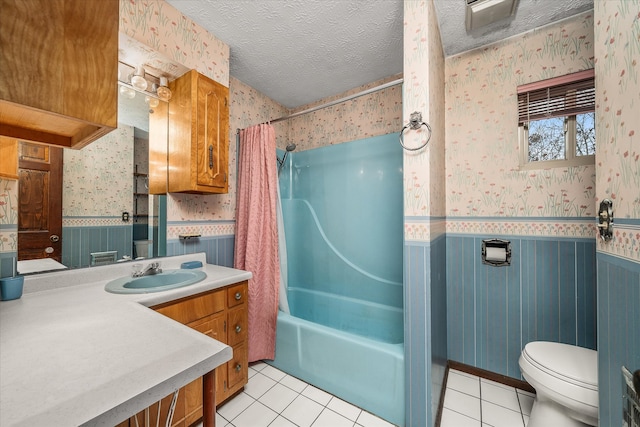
[276,182,290,314]
[235,124,280,362]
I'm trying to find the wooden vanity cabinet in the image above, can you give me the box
[168,70,229,194]
[0,0,118,149]
[0,137,18,179]
[119,281,249,427]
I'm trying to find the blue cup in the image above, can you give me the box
[0,276,24,301]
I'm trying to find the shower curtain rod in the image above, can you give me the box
[237,77,403,133]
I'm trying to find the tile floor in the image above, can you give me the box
[198,365,534,427]
[209,362,397,427]
[440,369,535,427]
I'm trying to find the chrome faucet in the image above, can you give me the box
[132,262,162,278]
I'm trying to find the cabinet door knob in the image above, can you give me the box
[235,363,242,373]
[235,292,242,301]
[235,325,242,333]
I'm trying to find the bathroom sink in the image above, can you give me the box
[104,269,207,294]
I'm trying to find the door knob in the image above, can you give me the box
[50,235,60,243]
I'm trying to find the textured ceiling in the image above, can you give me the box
[167,0,593,109]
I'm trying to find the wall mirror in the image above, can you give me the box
[15,82,169,275]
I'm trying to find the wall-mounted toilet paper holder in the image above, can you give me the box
[482,239,511,267]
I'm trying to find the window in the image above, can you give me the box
[517,69,595,168]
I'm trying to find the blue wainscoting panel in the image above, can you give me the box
[405,243,429,427]
[166,235,235,267]
[447,235,597,380]
[405,236,448,427]
[0,251,17,278]
[597,253,640,427]
[62,225,132,269]
[429,236,448,423]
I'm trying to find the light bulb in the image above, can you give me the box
[130,65,148,91]
[119,85,136,99]
[145,96,160,108]
[156,77,172,102]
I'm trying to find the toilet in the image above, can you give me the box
[519,341,598,427]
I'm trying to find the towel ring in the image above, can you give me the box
[399,111,431,151]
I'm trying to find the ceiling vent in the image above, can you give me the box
[465,0,518,31]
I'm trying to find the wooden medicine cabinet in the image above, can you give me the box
[0,0,119,149]
[168,70,230,194]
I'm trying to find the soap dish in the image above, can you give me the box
[181,261,203,269]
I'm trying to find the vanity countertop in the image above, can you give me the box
[0,253,252,427]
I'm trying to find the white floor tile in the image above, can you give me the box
[481,381,521,412]
[517,391,535,416]
[281,395,324,427]
[217,392,255,421]
[523,414,530,426]
[312,408,355,427]
[481,400,525,427]
[444,388,481,421]
[232,401,278,427]
[518,388,536,398]
[261,364,288,382]
[355,411,396,427]
[450,369,480,380]
[269,415,299,427]
[440,408,482,427]
[259,383,299,413]
[481,377,514,391]
[248,366,259,378]
[447,371,481,398]
[280,374,308,393]
[302,385,333,406]
[215,412,228,426]
[327,397,362,422]
[245,372,277,399]
[250,361,268,371]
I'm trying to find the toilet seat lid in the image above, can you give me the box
[523,342,597,390]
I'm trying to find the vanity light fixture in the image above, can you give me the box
[145,95,160,108]
[119,85,136,99]
[130,65,148,91]
[155,77,172,102]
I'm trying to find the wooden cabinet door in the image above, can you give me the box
[17,142,62,262]
[196,74,228,192]
[227,342,248,391]
[188,312,227,419]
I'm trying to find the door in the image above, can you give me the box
[17,142,63,262]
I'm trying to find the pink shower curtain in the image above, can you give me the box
[235,123,280,362]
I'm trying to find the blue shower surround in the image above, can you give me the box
[270,133,404,425]
[446,233,597,380]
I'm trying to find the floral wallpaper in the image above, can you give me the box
[403,0,446,239]
[0,179,18,253]
[63,124,134,218]
[445,12,596,221]
[119,0,229,86]
[594,0,640,261]
[287,75,402,151]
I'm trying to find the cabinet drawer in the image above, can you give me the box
[189,313,226,343]
[154,289,225,324]
[227,305,247,347]
[227,343,247,390]
[227,282,247,308]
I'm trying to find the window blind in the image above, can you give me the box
[517,69,595,125]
